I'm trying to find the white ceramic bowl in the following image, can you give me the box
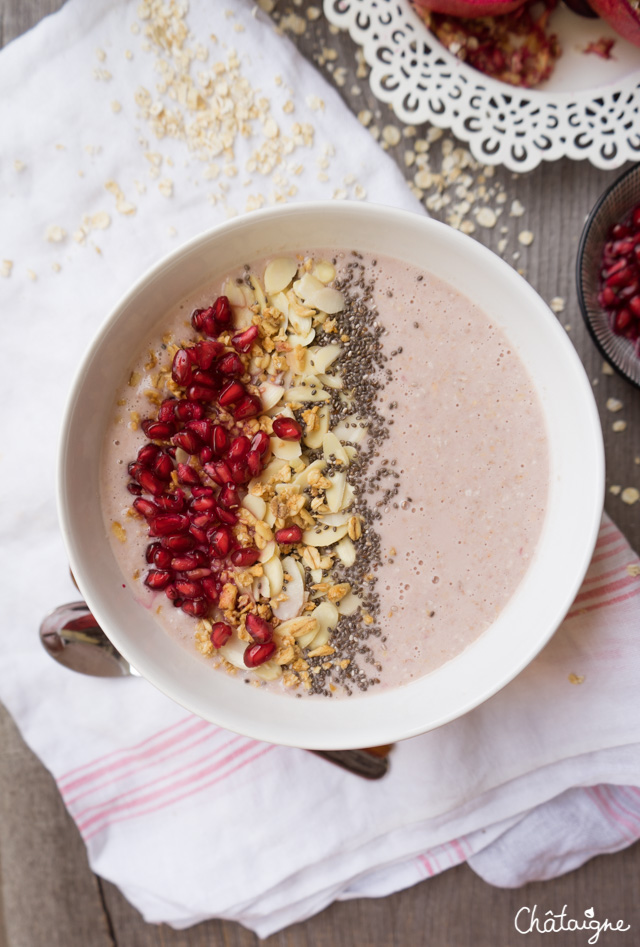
[58,202,604,750]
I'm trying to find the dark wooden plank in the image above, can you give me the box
[0,1,639,946]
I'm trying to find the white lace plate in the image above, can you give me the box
[323,0,640,171]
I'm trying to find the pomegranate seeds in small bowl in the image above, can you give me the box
[577,163,640,389]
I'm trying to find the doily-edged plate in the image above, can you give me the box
[323,0,640,171]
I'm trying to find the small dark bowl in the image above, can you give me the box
[576,164,640,390]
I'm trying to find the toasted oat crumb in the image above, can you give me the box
[0,260,13,278]
[606,397,623,413]
[568,673,584,685]
[92,211,111,230]
[510,199,525,217]
[111,521,127,543]
[609,485,622,495]
[158,178,173,198]
[518,230,534,247]
[476,207,497,229]
[27,269,37,281]
[382,124,401,146]
[621,487,640,505]
[14,159,25,172]
[602,361,614,376]
[550,297,565,314]
[612,420,627,433]
[45,225,66,243]
[626,564,640,576]
[111,100,122,113]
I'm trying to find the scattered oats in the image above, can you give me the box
[93,68,112,81]
[55,144,66,151]
[158,178,173,198]
[602,361,614,375]
[45,225,66,243]
[627,564,640,576]
[333,187,347,200]
[635,457,640,465]
[307,5,321,18]
[168,225,177,236]
[283,99,295,114]
[460,220,475,235]
[358,109,372,127]
[14,159,25,172]
[609,484,621,495]
[111,522,127,543]
[496,192,507,204]
[258,0,275,10]
[550,296,565,314]
[125,48,133,59]
[510,199,525,217]
[111,100,122,113]
[91,211,111,230]
[427,126,443,143]
[382,124,401,146]
[497,237,508,254]
[27,269,37,281]
[0,260,13,278]
[263,117,279,139]
[322,47,339,61]
[404,150,415,167]
[52,262,61,272]
[354,184,367,200]
[564,324,571,332]
[280,12,306,34]
[622,487,640,505]
[369,125,380,140]
[568,673,584,685]
[333,67,347,87]
[512,251,521,261]
[95,47,107,62]
[518,230,534,246]
[414,169,433,189]
[73,229,86,244]
[233,22,245,32]
[612,420,627,432]
[476,207,497,228]
[606,397,623,412]
[306,95,325,112]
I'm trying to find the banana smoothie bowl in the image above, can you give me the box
[59,203,603,749]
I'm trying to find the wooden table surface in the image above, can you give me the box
[2,1,639,944]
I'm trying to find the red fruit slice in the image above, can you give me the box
[172,349,193,386]
[233,394,262,420]
[186,419,214,444]
[230,547,261,567]
[136,469,166,496]
[202,578,220,602]
[210,622,232,648]
[152,452,174,481]
[219,380,246,406]
[182,599,208,617]
[246,613,273,643]
[218,484,240,510]
[137,443,161,466]
[194,339,225,369]
[154,491,186,513]
[174,580,204,599]
[176,463,201,486]
[217,352,245,376]
[272,416,302,441]
[251,430,270,456]
[186,384,218,402]
[209,526,233,558]
[149,513,190,536]
[244,641,276,668]
[212,295,232,327]
[228,435,251,461]
[172,430,203,454]
[275,525,303,544]
[212,425,229,455]
[232,325,259,352]
[246,450,262,478]
[133,497,158,519]
[204,460,234,486]
[144,570,172,590]
[161,534,196,553]
[141,419,175,439]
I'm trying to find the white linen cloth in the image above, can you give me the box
[1,0,640,937]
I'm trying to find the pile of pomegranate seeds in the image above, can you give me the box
[598,205,640,350]
[126,293,296,669]
[417,0,561,89]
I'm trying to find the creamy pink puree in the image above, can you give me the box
[101,250,548,695]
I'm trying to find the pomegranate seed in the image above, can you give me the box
[209,526,233,558]
[189,525,209,544]
[210,622,232,648]
[182,599,208,618]
[251,430,270,456]
[177,463,201,485]
[272,416,302,440]
[244,641,276,668]
[614,309,633,333]
[192,370,221,390]
[191,511,218,530]
[146,542,160,563]
[612,223,631,240]
[186,419,214,444]
[234,395,262,420]
[173,430,203,454]
[246,450,262,478]
[606,266,633,289]
[127,482,143,495]
[171,552,207,571]
[212,295,232,327]
[144,570,172,590]
[192,485,214,497]
[175,401,204,421]
[630,296,640,318]
[218,484,240,509]
[194,339,224,369]
[174,580,204,599]
[136,469,166,496]
[275,525,303,544]
[204,460,234,485]
[212,425,229,454]
[152,546,173,569]
[191,494,217,512]
[232,325,259,352]
[134,498,158,519]
[217,352,244,375]
[158,399,178,422]
[633,207,640,229]
[199,447,213,464]
[202,577,220,602]
[165,584,180,601]
[154,491,185,513]
[161,534,195,553]
[599,286,618,308]
[229,460,250,484]
[172,349,193,386]
[228,435,251,461]
[149,513,190,536]
[186,385,218,402]
[182,568,212,580]
[217,508,238,526]
[230,547,261,567]
[619,281,639,302]
[218,380,245,406]
[153,452,174,481]
[141,419,175,439]
[137,443,161,466]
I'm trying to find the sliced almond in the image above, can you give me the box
[258,539,276,564]
[303,405,330,449]
[174,447,189,464]
[317,372,342,389]
[285,385,330,403]
[222,278,246,308]
[309,286,344,314]
[332,416,367,445]
[271,436,302,461]
[335,536,356,567]
[318,510,351,527]
[272,555,305,620]
[242,494,266,520]
[337,591,362,616]
[306,601,339,651]
[264,257,298,295]
[302,523,348,546]
[253,660,283,681]
[292,458,326,489]
[288,328,315,348]
[263,555,284,596]
[253,575,270,600]
[325,472,347,513]
[293,272,324,304]
[305,343,342,375]
[313,261,336,284]
[249,275,266,310]
[219,631,248,670]
[269,291,289,319]
[340,483,355,510]
[323,431,350,466]
[259,381,285,410]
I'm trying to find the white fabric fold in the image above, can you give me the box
[2,0,640,937]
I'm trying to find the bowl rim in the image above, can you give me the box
[58,200,605,748]
[576,162,640,392]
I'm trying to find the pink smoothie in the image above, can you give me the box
[101,250,548,695]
